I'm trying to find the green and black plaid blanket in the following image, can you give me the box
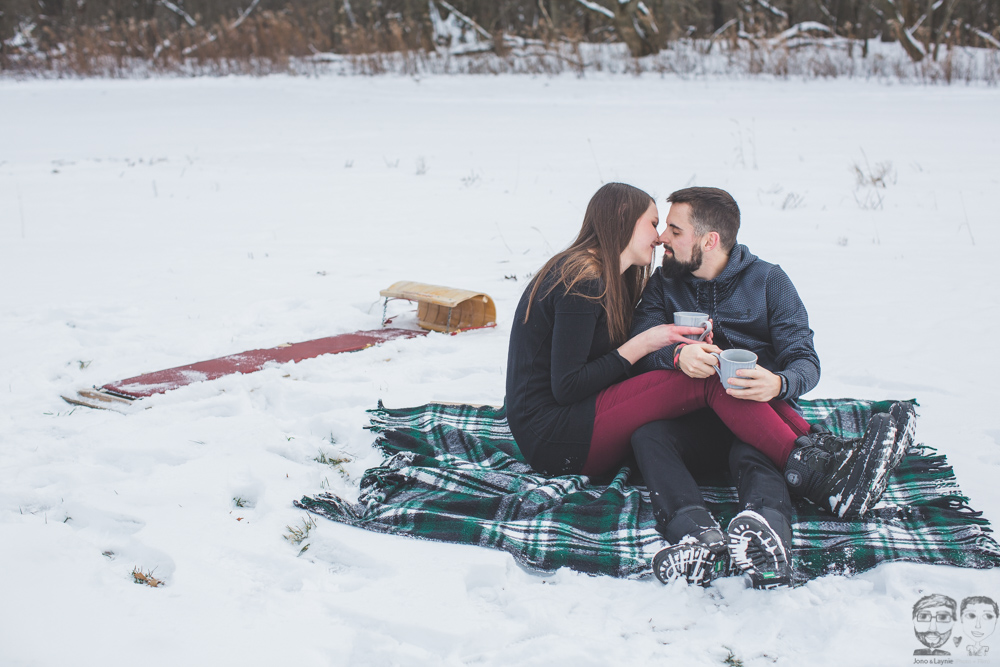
[296,398,1000,581]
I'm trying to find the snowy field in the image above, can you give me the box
[1,75,999,666]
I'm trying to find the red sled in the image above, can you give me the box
[62,282,497,411]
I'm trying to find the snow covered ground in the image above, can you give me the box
[1,75,999,666]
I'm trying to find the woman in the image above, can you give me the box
[504,183,898,581]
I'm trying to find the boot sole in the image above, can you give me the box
[726,510,791,589]
[652,543,724,587]
[838,413,897,518]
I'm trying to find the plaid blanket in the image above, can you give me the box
[296,399,1000,582]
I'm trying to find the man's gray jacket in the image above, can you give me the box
[631,244,820,401]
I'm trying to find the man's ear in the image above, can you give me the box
[703,231,721,252]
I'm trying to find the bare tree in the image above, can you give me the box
[2,0,997,71]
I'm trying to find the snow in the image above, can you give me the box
[776,22,834,41]
[1,74,999,666]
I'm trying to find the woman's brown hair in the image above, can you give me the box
[525,182,654,346]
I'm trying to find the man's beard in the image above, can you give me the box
[915,630,951,649]
[661,243,703,278]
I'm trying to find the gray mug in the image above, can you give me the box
[710,349,758,390]
[673,311,713,342]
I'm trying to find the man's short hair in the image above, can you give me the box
[913,594,957,618]
[667,187,740,252]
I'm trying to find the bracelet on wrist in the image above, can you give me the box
[672,343,687,368]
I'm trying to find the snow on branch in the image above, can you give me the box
[632,15,646,39]
[574,0,659,37]
[436,1,492,41]
[754,0,788,20]
[968,24,1000,48]
[816,3,836,25]
[737,26,760,46]
[710,17,738,40]
[429,0,495,55]
[3,21,40,53]
[342,0,356,28]
[886,0,926,61]
[181,0,261,55]
[574,0,615,20]
[157,0,197,28]
[637,2,659,33]
[182,33,216,55]
[897,27,926,59]
[775,21,832,41]
[702,17,737,53]
[230,0,261,31]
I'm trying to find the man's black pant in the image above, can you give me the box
[631,409,793,542]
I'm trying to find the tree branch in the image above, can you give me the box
[181,0,261,56]
[574,0,615,20]
[230,0,261,31]
[967,24,1000,48]
[436,0,492,41]
[157,0,197,28]
[755,0,789,21]
[886,0,926,61]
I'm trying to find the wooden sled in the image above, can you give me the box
[379,281,496,333]
[62,282,496,411]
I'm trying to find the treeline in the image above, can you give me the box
[2,0,998,72]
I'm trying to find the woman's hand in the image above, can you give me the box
[644,324,706,348]
[617,324,707,364]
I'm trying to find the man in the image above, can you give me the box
[630,187,913,588]
[912,595,957,655]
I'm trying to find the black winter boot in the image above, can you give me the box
[653,506,729,587]
[727,509,792,589]
[805,424,857,454]
[663,505,727,551]
[783,412,896,518]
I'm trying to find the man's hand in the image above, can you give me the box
[726,367,782,402]
[677,342,722,379]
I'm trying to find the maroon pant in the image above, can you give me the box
[582,370,811,477]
